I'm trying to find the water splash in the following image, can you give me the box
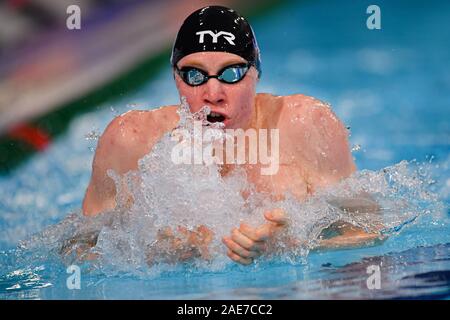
[351,144,361,152]
[12,98,444,277]
[84,128,100,141]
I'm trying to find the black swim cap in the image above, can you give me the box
[170,6,261,76]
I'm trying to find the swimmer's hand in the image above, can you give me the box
[222,208,288,265]
[146,225,214,265]
[59,231,99,263]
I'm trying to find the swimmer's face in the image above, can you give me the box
[174,52,258,129]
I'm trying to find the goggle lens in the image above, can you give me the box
[177,63,250,86]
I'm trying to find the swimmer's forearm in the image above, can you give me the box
[59,231,99,262]
[146,225,213,265]
[315,232,385,250]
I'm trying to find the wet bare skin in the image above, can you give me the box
[81,52,381,265]
[82,93,354,212]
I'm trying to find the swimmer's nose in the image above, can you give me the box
[202,78,226,106]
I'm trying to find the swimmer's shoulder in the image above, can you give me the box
[255,92,338,128]
[105,105,179,141]
[142,105,180,133]
[274,93,342,131]
[256,92,323,107]
[282,93,334,116]
[95,105,179,169]
[84,105,180,216]
[279,93,356,177]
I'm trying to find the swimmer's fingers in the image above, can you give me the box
[196,225,214,244]
[239,223,265,241]
[226,249,253,265]
[264,208,289,226]
[231,228,265,252]
[240,223,276,242]
[177,225,190,236]
[256,224,278,241]
[222,236,259,259]
[176,225,213,240]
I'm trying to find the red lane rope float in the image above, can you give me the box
[7,0,29,9]
[8,123,51,151]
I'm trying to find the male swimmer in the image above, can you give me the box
[81,6,382,265]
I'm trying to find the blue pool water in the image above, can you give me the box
[1,0,449,299]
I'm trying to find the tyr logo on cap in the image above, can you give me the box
[196,30,235,45]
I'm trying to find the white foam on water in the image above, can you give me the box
[14,98,444,277]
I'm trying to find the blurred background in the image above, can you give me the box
[0,0,449,248]
[0,0,276,172]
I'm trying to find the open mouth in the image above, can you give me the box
[207,112,226,123]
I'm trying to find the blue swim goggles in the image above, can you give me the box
[175,63,250,86]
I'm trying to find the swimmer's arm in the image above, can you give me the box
[146,225,214,265]
[82,116,133,216]
[320,192,385,248]
[59,231,100,263]
[221,207,383,264]
[316,223,385,250]
[286,96,357,194]
[287,99,384,248]
[82,111,167,216]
